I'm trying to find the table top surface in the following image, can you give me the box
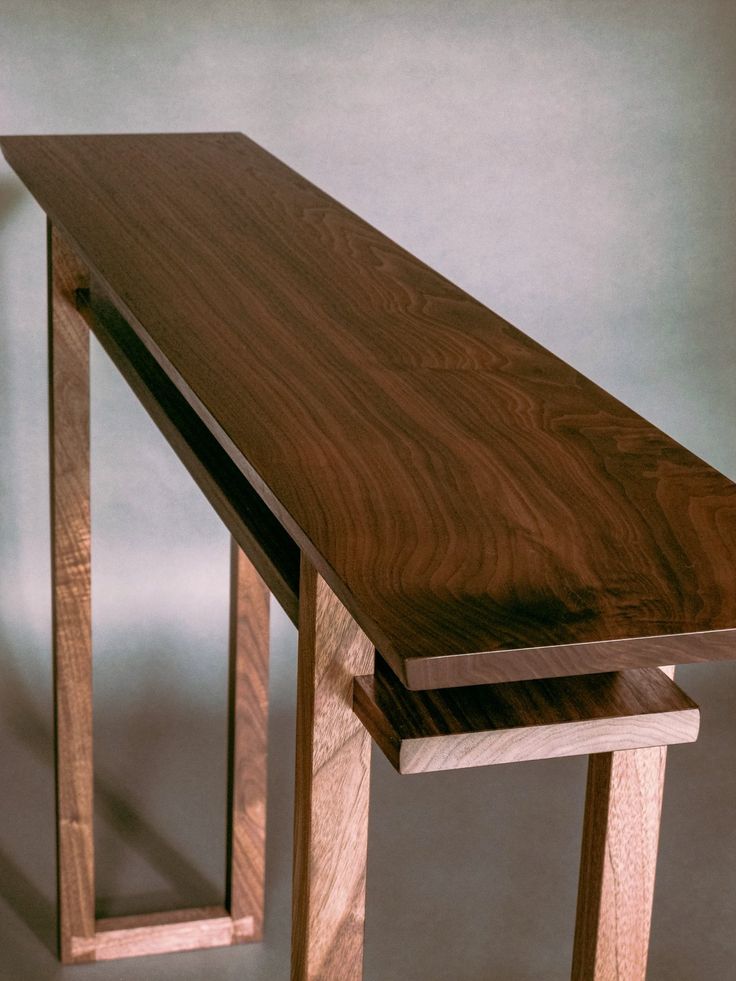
[3,132,736,688]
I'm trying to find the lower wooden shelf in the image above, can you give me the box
[353,657,699,774]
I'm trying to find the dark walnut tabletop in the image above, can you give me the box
[3,132,735,688]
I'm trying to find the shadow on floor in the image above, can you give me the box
[0,629,225,949]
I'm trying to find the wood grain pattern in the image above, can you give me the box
[4,134,736,688]
[50,226,271,963]
[292,556,375,981]
[68,906,254,962]
[572,748,668,980]
[353,658,698,774]
[407,628,736,689]
[226,539,269,938]
[572,668,677,980]
[81,282,299,622]
[49,222,95,964]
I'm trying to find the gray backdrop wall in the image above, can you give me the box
[1,2,734,979]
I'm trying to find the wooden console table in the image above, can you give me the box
[2,132,734,978]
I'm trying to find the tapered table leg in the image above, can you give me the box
[291,556,375,981]
[572,668,675,980]
[50,224,271,962]
[226,538,270,939]
[49,222,95,963]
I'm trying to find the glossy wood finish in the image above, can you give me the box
[226,540,269,938]
[49,223,95,964]
[572,667,677,981]
[353,658,698,774]
[292,556,375,981]
[4,134,736,689]
[408,629,736,690]
[81,283,299,622]
[49,225,270,963]
[78,906,253,962]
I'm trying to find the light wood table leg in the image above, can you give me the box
[49,224,271,962]
[226,538,270,940]
[572,668,675,980]
[291,556,375,981]
[50,222,95,964]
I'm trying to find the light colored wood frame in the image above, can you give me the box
[227,537,269,938]
[572,668,676,980]
[291,556,375,981]
[50,224,269,963]
[572,747,668,980]
[50,220,95,965]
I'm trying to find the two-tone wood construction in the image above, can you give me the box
[3,132,734,977]
[354,658,696,775]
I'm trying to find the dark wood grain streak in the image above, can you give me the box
[49,223,96,964]
[79,283,299,622]
[353,657,698,773]
[5,134,736,687]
